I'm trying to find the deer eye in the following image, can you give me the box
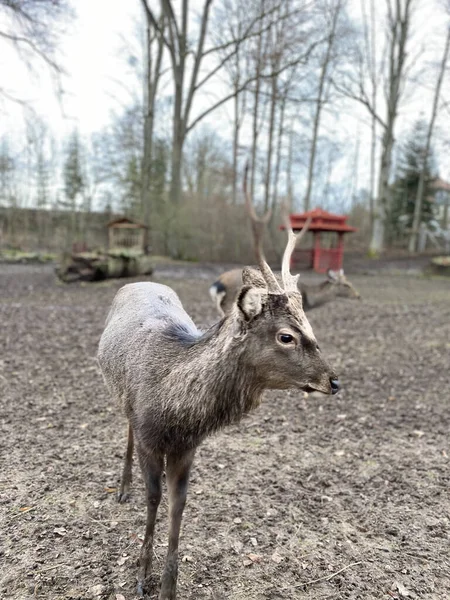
[278,333,294,344]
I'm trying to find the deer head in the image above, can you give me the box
[239,164,339,395]
[327,269,361,300]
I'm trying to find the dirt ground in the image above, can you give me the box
[1,262,449,600]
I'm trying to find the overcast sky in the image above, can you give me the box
[1,0,450,203]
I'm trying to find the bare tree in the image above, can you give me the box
[370,0,415,255]
[409,23,450,252]
[333,0,416,254]
[139,2,165,248]
[142,0,321,206]
[0,0,70,105]
[303,0,344,212]
[360,0,381,227]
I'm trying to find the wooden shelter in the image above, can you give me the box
[107,217,148,253]
[283,208,357,273]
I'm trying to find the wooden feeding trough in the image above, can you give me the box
[107,217,148,253]
[56,216,153,283]
[282,209,357,273]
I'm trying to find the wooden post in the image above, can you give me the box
[337,232,344,270]
[313,231,322,272]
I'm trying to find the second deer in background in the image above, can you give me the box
[210,267,361,317]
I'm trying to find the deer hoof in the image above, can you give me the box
[117,490,130,503]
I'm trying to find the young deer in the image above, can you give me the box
[210,267,361,316]
[97,173,340,599]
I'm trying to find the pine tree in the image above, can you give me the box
[63,130,85,210]
[389,120,437,242]
[63,129,85,246]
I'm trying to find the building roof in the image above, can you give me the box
[430,178,450,192]
[281,208,357,233]
[107,217,147,229]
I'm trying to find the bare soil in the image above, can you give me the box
[1,263,449,600]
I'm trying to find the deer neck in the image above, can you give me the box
[163,319,264,440]
[300,281,338,310]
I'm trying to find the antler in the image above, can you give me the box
[280,202,312,292]
[244,162,282,294]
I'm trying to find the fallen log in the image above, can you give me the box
[55,251,153,283]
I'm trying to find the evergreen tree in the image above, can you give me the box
[122,154,141,219]
[150,138,168,211]
[63,129,85,210]
[389,120,437,241]
[63,129,86,245]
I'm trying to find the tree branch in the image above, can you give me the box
[140,0,175,64]
[0,30,61,72]
[183,0,213,125]
[186,48,319,135]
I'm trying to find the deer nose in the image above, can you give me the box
[330,378,341,395]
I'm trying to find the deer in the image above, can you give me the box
[97,167,340,600]
[210,267,361,317]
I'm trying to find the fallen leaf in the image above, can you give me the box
[271,551,283,564]
[19,506,33,512]
[104,487,117,493]
[243,558,253,567]
[247,553,262,563]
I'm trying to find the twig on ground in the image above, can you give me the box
[296,561,363,587]
[33,562,67,574]
[11,506,36,518]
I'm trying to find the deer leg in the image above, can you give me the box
[117,422,134,503]
[159,449,196,600]
[136,449,164,597]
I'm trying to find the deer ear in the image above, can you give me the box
[237,286,267,321]
[327,269,338,281]
[242,266,266,289]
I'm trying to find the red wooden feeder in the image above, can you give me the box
[282,208,357,274]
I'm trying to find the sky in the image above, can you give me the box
[1,0,450,208]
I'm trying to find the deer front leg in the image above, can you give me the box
[159,449,196,600]
[117,422,134,503]
[137,449,164,597]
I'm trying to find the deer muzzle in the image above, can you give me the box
[330,378,341,395]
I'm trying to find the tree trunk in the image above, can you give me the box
[250,0,265,203]
[369,0,413,255]
[231,90,240,205]
[303,0,341,212]
[408,25,450,253]
[286,121,294,208]
[370,126,394,255]
[264,70,278,212]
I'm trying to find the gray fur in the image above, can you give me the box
[97,279,338,598]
